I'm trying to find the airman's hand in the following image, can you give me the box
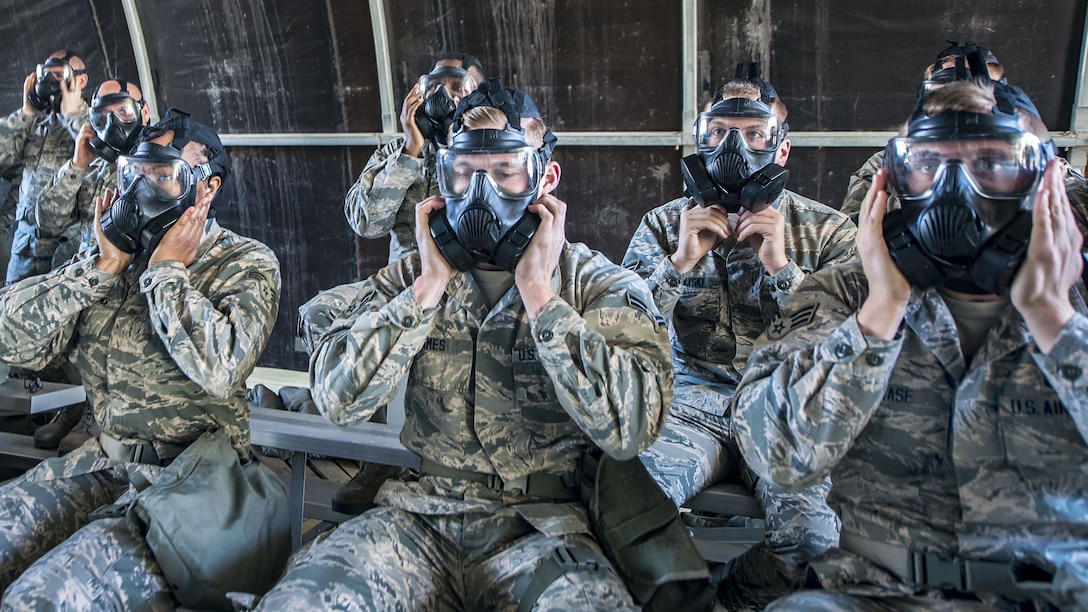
[516,194,567,319]
[72,123,97,169]
[670,203,731,274]
[412,195,455,309]
[856,170,911,339]
[20,73,37,117]
[1011,159,1082,352]
[93,188,134,275]
[736,205,789,274]
[400,84,427,158]
[148,192,212,267]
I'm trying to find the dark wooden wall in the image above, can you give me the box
[1,0,1084,370]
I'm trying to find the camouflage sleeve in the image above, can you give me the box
[34,159,87,234]
[140,246,282,398]
[839,150,886,225]
[532,263,673,459]
[344,137,425,238]
[308,259,437,425]
[767,205,858,308]
[732,265,904,490]
[0,109,34,174]
[621,206,685,320]
[1030,313,1088,440]
[59,102,88,141]
[0,253,116,368]
[297,279,372,355]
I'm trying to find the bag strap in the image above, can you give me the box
[514,542,611,612]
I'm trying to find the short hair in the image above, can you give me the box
[713,81,789,123]
[433,51,485,79]
[459,106,548,150]
[921,80,996,115]
[919,80,1049,141]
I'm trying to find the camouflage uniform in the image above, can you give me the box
[35,158,114,265]
[345,136,436,262]
[0,169,20,278]
[0,105,88,283]
[622,190,856,605]
[733,261,1088,610]
[0,219,281,608]
[256,243,673,610]
[839,150,1086,224]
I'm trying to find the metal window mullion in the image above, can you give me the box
[368,0,398,137]
[120,0,160,122]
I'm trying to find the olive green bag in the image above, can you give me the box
[580,451,716,611]
[129,430,291,610]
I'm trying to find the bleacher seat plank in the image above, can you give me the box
[0,432,56,469]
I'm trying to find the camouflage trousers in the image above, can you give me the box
[639,385,841,607]
[0,438,176,610]
[255,504,638,611]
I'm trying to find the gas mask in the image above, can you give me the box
[88,84,145,163]
[681,97,789,212]
[27,55,85,113]
[414,66,478,146]
[430,128,547,272]
[101,142,213,254]
[882,110,1051,295]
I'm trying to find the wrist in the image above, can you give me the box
[669,252,695,275]
[518,280,555,319]
[1018,301,1075,352]
[94,253,127,276]
[764,255,790,276]
[857,297,908,340]
[413,272,450,309]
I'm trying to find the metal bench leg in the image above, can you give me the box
[290,450,307,551]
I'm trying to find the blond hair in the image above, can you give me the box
[711,81,789,123]
[918,80,1050,141]
[458,105,548,150]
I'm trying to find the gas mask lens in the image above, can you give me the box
[436,147,543,199]
[90,95,141,130]
[696,113,783,153]
[418,67,478,102]
[885,133,1046,200]
[117,156,194,199]
[35,62,79,84]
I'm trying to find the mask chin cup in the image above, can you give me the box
[968,210,1032,297]
[882,208,946,290]
[681,155,787,214]
[681,154,721,207]
[492,214,540,273]
[429,210,478,272]
[100,193,142,254]
[739,164,788,213]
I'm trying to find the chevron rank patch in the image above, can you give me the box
[766,303,819,340]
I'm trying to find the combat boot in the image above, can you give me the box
[33,404,85,449]
[330,462,403,515]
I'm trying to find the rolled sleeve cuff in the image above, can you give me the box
[767,260,805,304]
[368,285,436,332]
[63,256,117,299]
[391,152,425,181]
[650,257,684,293]
[819,314,902,368]
[1032,313,1088,392]
[530,296,580,347]
[139,261,188,295]
[55,160,90,183]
